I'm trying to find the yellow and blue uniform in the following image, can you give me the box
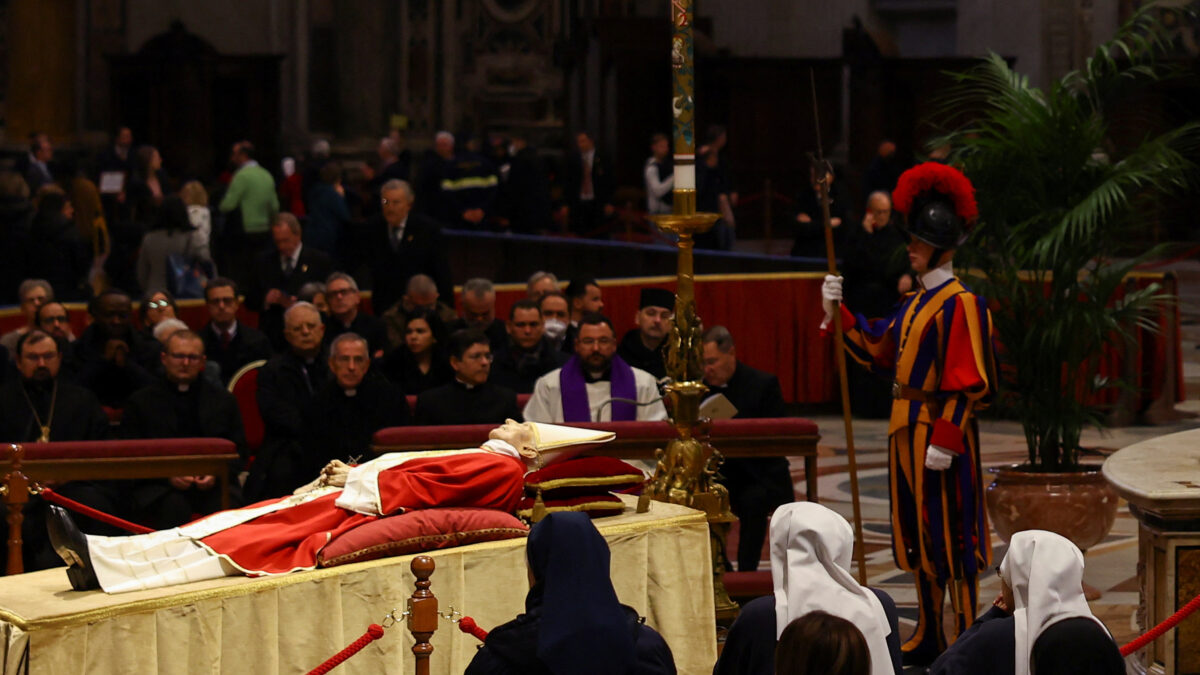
[837,272,997,653]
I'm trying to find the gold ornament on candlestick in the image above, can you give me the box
[635,0,739,619]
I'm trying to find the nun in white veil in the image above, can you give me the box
[930,529,1122,675]
[714,502,901,675]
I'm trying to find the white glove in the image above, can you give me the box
[821,274,843,328]
[925,445,955,471]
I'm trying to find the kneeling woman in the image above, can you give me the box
[715,502,902,675]
[929,529,1123,675]
[465,511,676,675]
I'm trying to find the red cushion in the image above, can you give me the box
[524,456,645,498]
[723,570,773,598]
[318,507,529,567]
[373,425,494,449]
[516,493,625,519]
[10,438,237,461]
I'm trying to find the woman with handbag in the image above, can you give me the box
[136,196,212,297]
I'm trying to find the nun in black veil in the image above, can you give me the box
[465,511,677,675]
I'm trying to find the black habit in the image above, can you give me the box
[304,373,410,470]
[414,380,521,426]
[617,329,667,379]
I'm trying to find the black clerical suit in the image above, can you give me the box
[120,377,247,529]
[617,329,667,380]
[414,380,521,426]
[0,375,112,570]
[324,312,388,357]
[707,362,795,572]
[64,324,157,409]
[201,321,273,385]
[490,337,568,394]
[304,373,410,472]
[246,244,335,351]
[245,350,330,501]
[366,213,453,316]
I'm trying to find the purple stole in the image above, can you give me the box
[559,355,638,421]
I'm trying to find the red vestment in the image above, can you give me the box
[198,452,525,575]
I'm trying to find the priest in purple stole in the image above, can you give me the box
[524,313,667,424]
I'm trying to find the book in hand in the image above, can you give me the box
[699,393,738,420]
[99,171,126,194]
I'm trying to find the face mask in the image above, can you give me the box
[543,318,567,339]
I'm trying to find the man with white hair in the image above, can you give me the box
[366,179,453,315]
[449,277,506,351]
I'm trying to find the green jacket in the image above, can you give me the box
[219,162,279,234]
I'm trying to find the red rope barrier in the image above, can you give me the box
[458,616,488,642]
[39,487,153,534]
[1120,591,1200,657]
[307,624,386,675]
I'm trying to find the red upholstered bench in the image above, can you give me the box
[404,393,532,411]
[372,417,820,501]
[722,570,774,600]
[3,438,240,575]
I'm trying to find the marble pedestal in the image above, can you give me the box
[1104,429,1200,675]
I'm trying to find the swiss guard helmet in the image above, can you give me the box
[891,162,978,264]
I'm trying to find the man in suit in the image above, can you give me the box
[24,134,55,194]
[564,131,614,237]
[200,277,273,384]
[701,325,794,572]
[415,329,520,425]
[367,179,453,315]
[120,330,246,530]
[246,302,330,501]
[490,299,567,394]
[447,278,506,352]
[246,213,335,351]
[322,272,387,357]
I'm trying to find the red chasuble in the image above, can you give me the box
[198,452,526,575]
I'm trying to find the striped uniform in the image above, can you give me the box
[838,274,997,646]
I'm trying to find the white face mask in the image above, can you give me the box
[543,318,567,339]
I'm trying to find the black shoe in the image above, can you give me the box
[46,505,100,591]
[901,641,944,668]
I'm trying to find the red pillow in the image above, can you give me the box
[318,508,528,567]
[516,493,625,520]
[524,456,645,498]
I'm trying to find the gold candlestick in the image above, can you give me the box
[637,0,739,620]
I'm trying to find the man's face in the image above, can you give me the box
[38,303,70,339]
[540,296,569,324]
[20,285,50,321]
[311,292,330,316]
[636,305,673,342]
[452,341,493,386]
[528,276,557,300]
[116,127,133,148]
[94,295,132,338]
[576,133,594,154]
[35,138,53,162]
[702,341,738,387]
[434,136,454,159]
[206,285,240,325]
[574,285,603,316]
[381,187,412,226]
[18,337,60,381]
[907,239,936,274]
[488,419,533,452]
[575,323,616,371]
[284,307,325,356]
[329,339,370,390]
[651,137,669,159]
[229,143,245,166]
[327,278,360,320]
[462,292,495,329]
[272,224,301,258]
[508,307,544,350]
[404,290,438,312]
[161,336,206,384]
[866,195,892,230]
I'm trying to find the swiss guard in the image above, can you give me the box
[821,162,997,665]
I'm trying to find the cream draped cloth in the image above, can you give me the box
[770,502,892,675]
[999,529,1110,675]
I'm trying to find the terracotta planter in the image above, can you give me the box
[985,464,1119,552]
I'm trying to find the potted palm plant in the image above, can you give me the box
[934,8,1198,551]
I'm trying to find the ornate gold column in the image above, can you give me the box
[639,0,738,619]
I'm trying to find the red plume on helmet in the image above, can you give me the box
[892,162,978,223]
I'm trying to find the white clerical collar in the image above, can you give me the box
[919,261,954,291]
[456,377,478,390]
[481,438,520,460]
[343,388,357,397]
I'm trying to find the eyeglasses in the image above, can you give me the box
[147,300,171,310]
[578,337,614,347]
[167,353,204,362]
[327,288,357,298]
